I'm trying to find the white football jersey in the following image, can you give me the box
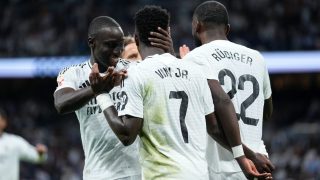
[184,40,272,173]
[55,60,140,180]
[0,133,44,180]
[118,53,214,180]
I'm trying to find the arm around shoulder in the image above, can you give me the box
[16,136,47,164]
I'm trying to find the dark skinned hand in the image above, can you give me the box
[149,27,175,55]
[89,63,127,95]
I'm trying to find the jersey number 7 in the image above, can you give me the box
[169,91,189,143]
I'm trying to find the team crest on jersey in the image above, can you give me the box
[115,58,131,72]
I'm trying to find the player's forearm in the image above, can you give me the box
[210,133,257,160]
[21,148,47,164]
[206,114,232,151]
[214,97,242,147]
[207,129,231,151]
[207,121,256,159]
[208,80,242,147]
[54,87,95,114]
[103,107,137,146]
[96,93,140,146]
[242,144,257,160]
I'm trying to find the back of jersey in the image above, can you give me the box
[184,40,272,172]
[209,40,271,151]
[119,53,214,180]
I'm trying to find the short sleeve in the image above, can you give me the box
[183,49,219,80]
[263,63,272,99]
[118,67,143,118]
[55,66,77,92]
[16,137,41,163]
[201,78,215,115]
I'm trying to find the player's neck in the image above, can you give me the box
[202,30,228,44]
[89,57,95,66]
[140,46,165,60]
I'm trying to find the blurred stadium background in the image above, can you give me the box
[0,0,319,179]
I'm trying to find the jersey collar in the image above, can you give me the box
[87,60,93,68]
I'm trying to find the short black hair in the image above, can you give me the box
[0,108,8,121]
[193,1,229,27]
[88,16,120,38]
[134,5,170,46]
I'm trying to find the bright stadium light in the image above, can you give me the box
[0,56,87,78]
[0,51,319,78]
[262,51,320,74]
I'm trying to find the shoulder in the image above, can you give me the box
[115,58,131,71]
[184,45,207,58]
[228,41,266,64]
[3,133,26,145]
[125,63,142,85]
[58,61,89,76]
[57,61,89,83]
[183,44,213,65]
[230,42,263,58]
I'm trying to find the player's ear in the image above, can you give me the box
[192,19,200,34]
[88,37,95,49]
[225,24,230,36]
[195,20,202,34]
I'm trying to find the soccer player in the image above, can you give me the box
[122,27,174,61]
[121,36,142,61]
[0,108,47,180]
[183,1,274,179]
[90,6,270,180]
[54,16,175,180]
[54,16,140,180]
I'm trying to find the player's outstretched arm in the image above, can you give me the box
[54,87,95,114]
[149,27,175,55]
[18,138,48,164]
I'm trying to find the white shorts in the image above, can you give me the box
[209,171,246,180]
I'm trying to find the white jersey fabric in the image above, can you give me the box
[184,40,272,175]
[55,60,140,180]
[118,53,214,180]
[0,133,44,180]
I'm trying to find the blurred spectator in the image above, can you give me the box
[1,98,84,180]
[0,107,48,180]
[0,0,319,57]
